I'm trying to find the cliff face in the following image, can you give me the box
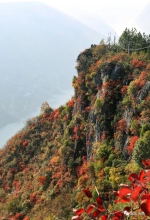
[0,43,150,219]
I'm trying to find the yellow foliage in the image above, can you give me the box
[109,167,126,188]
[43,214,56,220]
[78,174,89,186]
[75,191,89,204]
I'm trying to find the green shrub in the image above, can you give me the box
[133,131,150,167]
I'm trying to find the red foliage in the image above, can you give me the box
[92,210,101,218]
[72,134,80,141]
[141,198,150,216]
[73,126,79,133]
[114,119,127,133]
[63,115,68,121]
[77,156,88,177]
[96,197,103,205]
[101,215,108,220]
[76,208,85,215]
[83,189,92,198]
[22,140,28,147]
[126,136,139,154]
[53,109,59,119]
[113,211,124,219]
[142,159,150,168]
[13,180,21,191]
[30,192,38,204]
[38,176,47,185]
[11,213,23,220]
[121,85,127,96]
[86,205,95,214]
[72,164,150,219]
[67,98,74,108]
[117,187,131,200]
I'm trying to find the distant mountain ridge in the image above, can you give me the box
[63,10,117,37]
[136,1,150,34]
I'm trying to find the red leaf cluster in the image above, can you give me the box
[38,176,47,185]
[72,165,150,219]
[83,189,92,198]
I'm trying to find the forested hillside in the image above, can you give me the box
[0,28,150,220]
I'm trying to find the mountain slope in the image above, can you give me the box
[0,39,150,219]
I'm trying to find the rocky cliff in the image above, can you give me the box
[0,42,150,219]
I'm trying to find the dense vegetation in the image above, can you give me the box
[0,28,150,219]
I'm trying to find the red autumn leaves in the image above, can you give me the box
[83,189,92,198]
[72,189,106,219]
[72,163,150,219]
[116,169,150,216]
[22,140,28,147]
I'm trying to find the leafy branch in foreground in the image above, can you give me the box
[72,159,150,220]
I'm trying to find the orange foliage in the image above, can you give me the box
[77,156,88,177]
[30,192,38,204]
[146,63,150,71]
[49,156,59,165]
[13,180,21,191]
[38,176,47,185]
[23,217,29,220]
[130,59,146,69]
[67,98,74,108]
[121,85,127,96]
[53,109,59,119]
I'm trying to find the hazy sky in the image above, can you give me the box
[0,0,149,35]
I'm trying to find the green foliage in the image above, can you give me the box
[127,81,137,95]
[87,162,95,177]
[125,159,140,174]
[22,200,32,215]
[94,98,103,113]
[140,123,150,136]
[7,197,22,214]
[92,43,107,60]
[134,131,150,167]
[122,95,132,107]
[94,160,104,175]
[0,188,6,200]
[109,166,127,189]
[97,142,113,160]
[119,28,150,54]
[130,118,141,135]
